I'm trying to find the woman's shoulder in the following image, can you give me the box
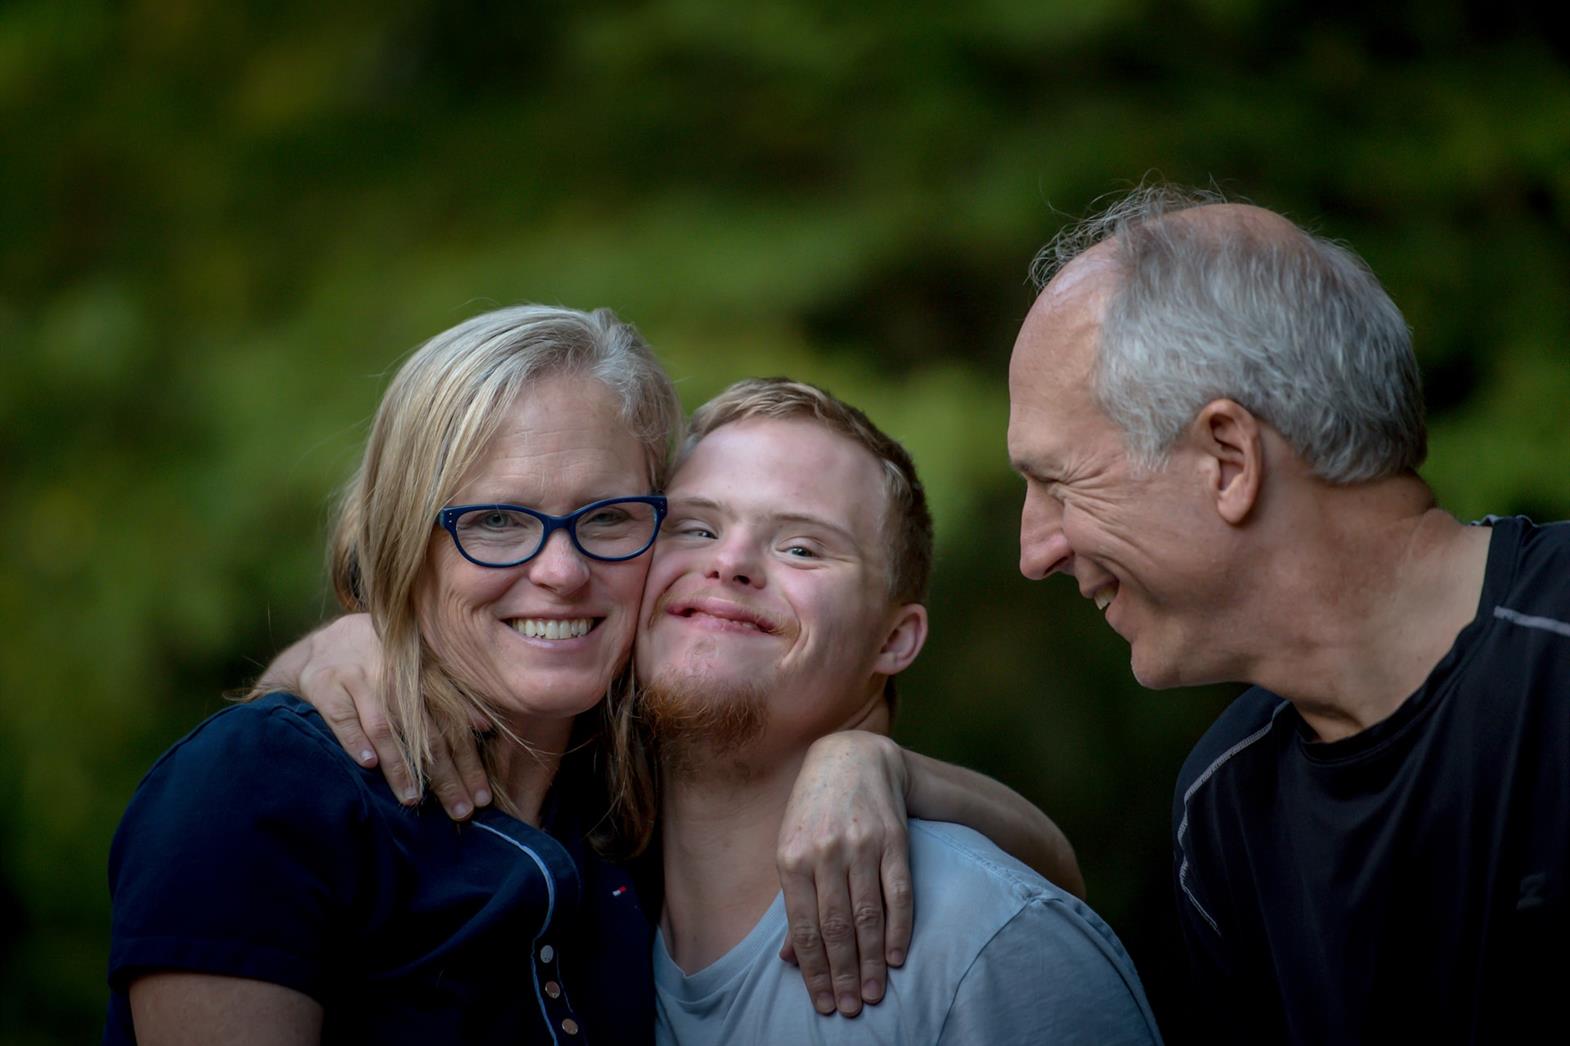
[108,693,383,1004]
[120,691,377,852]
[146,691,360,783]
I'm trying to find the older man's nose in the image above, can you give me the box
[1019,490,1073,580]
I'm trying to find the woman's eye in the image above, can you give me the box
[479,510,520,529]
[581,508,632,529]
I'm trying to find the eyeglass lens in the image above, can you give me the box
[452,500,659,565]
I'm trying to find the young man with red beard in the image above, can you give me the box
[639,378,1159,1045]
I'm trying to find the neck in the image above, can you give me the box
[488,716,574,825]
[658,750,803,973]
[1239,474,1491,740]
[655,680,890,973]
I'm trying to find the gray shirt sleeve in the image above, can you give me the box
[935,896,1163,1046]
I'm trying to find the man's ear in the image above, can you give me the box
[874,603,929,678]
[1192,398,1263,526]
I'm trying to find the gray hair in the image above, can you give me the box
[1030,185,1426,483]
[329,304,681,818]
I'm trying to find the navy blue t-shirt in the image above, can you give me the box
[106,692,653,1044]
[1172,516,1570,1044]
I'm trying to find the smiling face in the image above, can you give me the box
[635,417,924,758]
[1007,253,1234,689]
[417,372,653,726]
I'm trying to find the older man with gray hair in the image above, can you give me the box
[1008,186,1569,1044]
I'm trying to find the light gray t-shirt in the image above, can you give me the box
[654,819,1162,1045]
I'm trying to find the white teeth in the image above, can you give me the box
[511,618,592,640]
[1093,590,1114,612]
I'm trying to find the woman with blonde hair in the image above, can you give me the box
[109,305,687,1043]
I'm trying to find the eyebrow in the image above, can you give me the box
[669,495,865,549]
[1009,456,1052,481]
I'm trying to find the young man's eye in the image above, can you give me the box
[668,521,716,540]
[782,544,817,558]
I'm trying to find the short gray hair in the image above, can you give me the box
[1031,185,1426,483]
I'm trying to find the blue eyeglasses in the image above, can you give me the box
[435,495,668,568]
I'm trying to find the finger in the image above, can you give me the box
[848,858,887,1004]
[779,865,837,1015]
[880,843,914,969]
[316,683,380,770]
[449,726,492,809]
[815,872,863,1017]
[357,703,415,804]
[427,734,478,821]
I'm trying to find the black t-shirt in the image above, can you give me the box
[107,692,654,1044]
[1172,516,1569,1044]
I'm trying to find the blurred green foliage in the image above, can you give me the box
[3,1,1568,1040]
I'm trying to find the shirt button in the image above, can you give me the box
[545,981,561,999]
[540,944,555,963]
[562,1018,580,1035]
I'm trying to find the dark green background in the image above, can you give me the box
[4,1,1568,1040]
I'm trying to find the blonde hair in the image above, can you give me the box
[329,305,680,847]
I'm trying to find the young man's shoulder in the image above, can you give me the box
[903,820,1161,1044]
[908,819,1064,908]
[905,819,1132,973]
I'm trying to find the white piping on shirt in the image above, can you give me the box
[1494,605,1570,639]
[1175,699,1292,938]
[473,820,561,1046]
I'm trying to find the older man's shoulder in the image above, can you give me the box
[1481,515,1570,612]
[1174,687,1292,803]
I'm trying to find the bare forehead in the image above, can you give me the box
[1011,247,1120,394]
[1039,238,1122,310]
[677,417,882,495]
[673,417,891,539]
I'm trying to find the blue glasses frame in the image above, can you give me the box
[435,495,668,568]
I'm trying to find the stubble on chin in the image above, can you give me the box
[639,658,769,782]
